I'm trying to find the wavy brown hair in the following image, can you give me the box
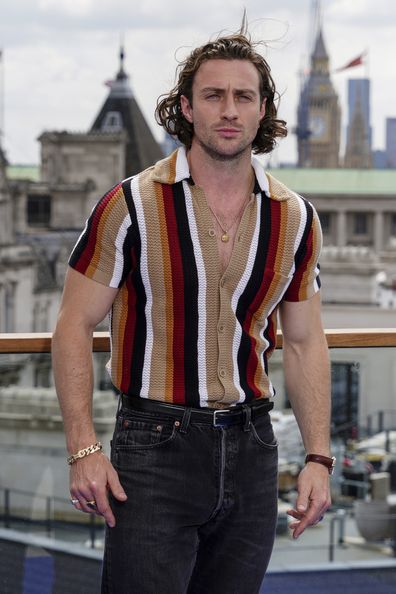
[155,30,287,154]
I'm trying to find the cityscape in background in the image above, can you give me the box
[1,2,396,591]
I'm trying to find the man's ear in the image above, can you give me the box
[180,95,193,123]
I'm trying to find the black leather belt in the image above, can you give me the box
[120,394,273,428]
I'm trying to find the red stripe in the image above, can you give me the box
[75,183,122,274]
[119,248,138,393]
[162,185,185,404]
[244,202,281,396]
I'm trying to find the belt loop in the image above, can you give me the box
[242,404,251,432]
[179,407,192,434]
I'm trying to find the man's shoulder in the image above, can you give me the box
[265,171,302,204]
[129,150,181,190]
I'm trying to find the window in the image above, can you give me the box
[5,283,16,333]
[331,362,359,441]
[319,212,331,234]
[390,213,396,237]
[353,212,368,235]
[27,194,51,226]
[102,111,123,131]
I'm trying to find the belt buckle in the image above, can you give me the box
[213,408,231,428]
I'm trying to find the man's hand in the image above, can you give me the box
[287,462,331,539]
[69,452,127,527]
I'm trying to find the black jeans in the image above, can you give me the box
[102,402,278,594]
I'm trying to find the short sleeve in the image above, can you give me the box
[283,203,322,302]
[69,182,133,288]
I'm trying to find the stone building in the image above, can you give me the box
[1,46,164,387]
[267,166,396,439]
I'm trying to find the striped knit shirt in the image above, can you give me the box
[69,147,322,409]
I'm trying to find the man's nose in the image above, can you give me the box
[221,94,238,120]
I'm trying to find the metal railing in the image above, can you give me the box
[1,329,396,571]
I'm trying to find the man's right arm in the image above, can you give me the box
[52,267,127,527]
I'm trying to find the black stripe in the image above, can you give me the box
[69,183,119,267]
[294,198,313,270]
[172,182,200,406]
[236,194,272,401]
[122,179,147,397]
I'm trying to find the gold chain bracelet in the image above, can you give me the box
[67,441,103,465]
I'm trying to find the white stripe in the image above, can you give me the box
[291,193,308,275]
[109,213,132,287]
[183,180,208,406]
[251,155,270,193]
[130,177,153,398]
[175,146,190,181]
[231,193,262,403]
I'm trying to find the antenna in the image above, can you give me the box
[309,0,322,55]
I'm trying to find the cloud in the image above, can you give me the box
[1,0,395,163]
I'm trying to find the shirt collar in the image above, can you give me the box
[150,147,289,201]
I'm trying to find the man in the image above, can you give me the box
[52,27,332,594]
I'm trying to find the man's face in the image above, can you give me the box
[180,59,266,161]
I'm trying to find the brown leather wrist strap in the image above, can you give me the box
[305,454,336,475]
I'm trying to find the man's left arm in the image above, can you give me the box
[279,292,332,539]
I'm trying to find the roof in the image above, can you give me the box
[90,46,163,176]
[267,168,396,196]
[6,165,40,182]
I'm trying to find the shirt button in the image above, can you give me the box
[208,228,216,237]
[219,368,226,378]
[218,324,225,333]
[220,279,225,287]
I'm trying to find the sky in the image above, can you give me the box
[0,0,395,166]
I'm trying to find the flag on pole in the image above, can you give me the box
[335,51,367,72]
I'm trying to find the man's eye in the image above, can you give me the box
[206,94,219,100]
[238,95,252,102]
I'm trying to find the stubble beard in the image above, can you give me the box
[196,135,253,163]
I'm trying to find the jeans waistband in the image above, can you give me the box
[120,394,273,428]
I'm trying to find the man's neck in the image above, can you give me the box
[187,143,253,197]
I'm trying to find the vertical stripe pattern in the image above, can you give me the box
[69,149,322,407]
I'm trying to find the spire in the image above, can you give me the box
[311,27,330,75]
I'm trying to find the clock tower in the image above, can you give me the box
[297,27,341,168]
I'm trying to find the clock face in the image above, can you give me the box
[309,114,326,138]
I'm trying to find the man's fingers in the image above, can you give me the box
[69,456,126,527]
[107,466,128,501]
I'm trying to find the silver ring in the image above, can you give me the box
[70,498,80,505]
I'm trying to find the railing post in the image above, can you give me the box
[378,410,384,433]
[46,496,52,537]
[4,488,10,528]
[329,515,336,562]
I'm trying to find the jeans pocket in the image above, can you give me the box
[113,410,179,451]
[250,415,278,450]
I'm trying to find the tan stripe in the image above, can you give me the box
[154,182,174,401]
[168,150,177,184]
[86,187,125,281]
[137,176,169,400]
[219,196,259,403]
[111,285,130,388]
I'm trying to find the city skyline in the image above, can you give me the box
[0,0,395,165]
